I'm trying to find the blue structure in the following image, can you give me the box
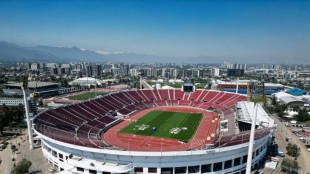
[222,89,280,95]
[287,88,307,96]
[152,127,156,131]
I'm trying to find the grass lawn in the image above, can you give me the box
[67,92,105,100]
[118,111,203,142]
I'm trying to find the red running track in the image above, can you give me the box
[103,106,219,152]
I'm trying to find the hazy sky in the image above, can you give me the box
[0,0,309,63]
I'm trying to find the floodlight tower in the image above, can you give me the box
[21,75,34,150]
[245,81,266,174]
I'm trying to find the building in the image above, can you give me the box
[162,68,167,78]
[0,98,37,116]
[273,92,306,108]
[91,65,102,77]
[112,68,128,77]
[57,68,65,75]
[170,69,177,78]
[0,98,24,106]
[192,69,200,77]
[146,69,158,77]
[69,77,102,86]
[25,63,31,70]
[129,69,138,76]
[3,81,59,96]
[50,67,58,75]
[212,68,220,76]
[216,81,284,95]
[31,63,40,71]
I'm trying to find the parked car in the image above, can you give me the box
[1,141,8,145]
[300,138,307,143]
[0,144,7,151]
[277,151,285,157]
[11,145,16,149]
[305,145,310,152]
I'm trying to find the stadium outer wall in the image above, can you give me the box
[36,129,273,174]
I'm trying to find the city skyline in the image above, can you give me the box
[0,0,309,64]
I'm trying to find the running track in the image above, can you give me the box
[103,107,219,152]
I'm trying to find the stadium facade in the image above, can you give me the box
[33,89,275,174]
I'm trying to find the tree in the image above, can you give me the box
[0,104,11,135]
[281,158,299,174]
[271,96,277,105]
[295,108,310,122]
[286,143,300,158]
[0,104,25,135]
[11,158,32,174]
[277,111,285,118]
[38,100,44,107]
[292,106,299,112]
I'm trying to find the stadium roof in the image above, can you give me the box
[5,81,59,89]
[69,77,102,86]
[287,88,307,96]
[278,96,305,105]
[236,101,274,128]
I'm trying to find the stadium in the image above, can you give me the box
[33,86,276,174]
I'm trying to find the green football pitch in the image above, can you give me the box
[67,92,105,100]
[118,110,203,142]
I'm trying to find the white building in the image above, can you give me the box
[129,69,138,76]
[69,77,102,86]
[0,98,24,106]
[212,68,220,76]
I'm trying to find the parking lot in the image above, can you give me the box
[0,130,52,174]
[271,115,310,173]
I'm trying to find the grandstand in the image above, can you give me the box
[33,88,275,174]
[216,82,284,95]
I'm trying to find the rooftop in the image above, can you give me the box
[5,81,59,89]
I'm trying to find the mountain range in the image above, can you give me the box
[0,41,224,64]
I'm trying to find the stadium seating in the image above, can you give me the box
[34,89,248,150]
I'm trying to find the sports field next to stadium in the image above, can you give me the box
[118,111,203,142]
[67,92,105,100]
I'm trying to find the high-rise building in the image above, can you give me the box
[50,67,58,74]
[91,65,102,77]
[211,68,220,76]
[129,69,138,76]
[25,63,31,70]
[192,69,200,77]
[170,69,177,78]
[162,68,166,77]
[147,69,157,77]
[31,63,40,71]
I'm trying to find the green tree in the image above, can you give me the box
[11,158,32,174]
[295,108,310,122]
[0,104,25,135]
[38,100,44,107]
[271,96,277,105]
[281,158,299,174]
[292,106,299,112]
[286,143,300,158]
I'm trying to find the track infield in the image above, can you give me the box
[118,110,203,142]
